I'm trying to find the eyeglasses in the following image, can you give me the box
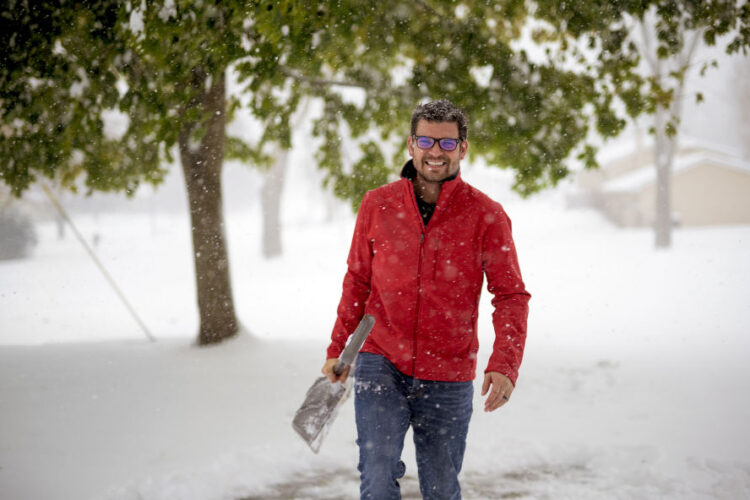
[413,135,461,152]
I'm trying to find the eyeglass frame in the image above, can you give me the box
[412,135,463,152]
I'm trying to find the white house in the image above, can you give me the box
[574,136,750,227]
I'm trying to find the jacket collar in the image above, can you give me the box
[400,159,463,210]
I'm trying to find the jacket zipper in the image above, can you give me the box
[407,180,427,377]
[413,231,425,376]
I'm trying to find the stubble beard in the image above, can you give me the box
[416,156,459,184]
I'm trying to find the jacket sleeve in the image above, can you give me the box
[326,191,374,359]
[481,208,530,385]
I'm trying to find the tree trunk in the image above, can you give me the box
[179,71,239,345]
[649,26,699,249]
[653,107,674,248]
[737,59,750,161]
[654,71,688,249]
[261,145,288,258]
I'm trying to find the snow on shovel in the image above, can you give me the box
[293,314,375,453]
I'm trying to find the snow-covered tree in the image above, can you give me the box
[2,1,748,345]
[529,1,749,247]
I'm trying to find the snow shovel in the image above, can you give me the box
[293,314,375,453]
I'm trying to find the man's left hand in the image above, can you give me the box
[481,372,514,412]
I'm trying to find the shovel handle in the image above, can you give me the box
[333,314,375,375]
[332,360,347,376]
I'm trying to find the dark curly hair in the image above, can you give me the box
[410,99,468,141]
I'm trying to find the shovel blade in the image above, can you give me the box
[292,376,351,453]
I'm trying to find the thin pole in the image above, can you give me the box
[42,184,156,342]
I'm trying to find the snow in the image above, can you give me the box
[1,162,750,499]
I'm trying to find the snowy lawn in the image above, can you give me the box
[1,167,749,499]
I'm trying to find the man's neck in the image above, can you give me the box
[413,175,441,204]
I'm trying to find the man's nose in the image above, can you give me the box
[427,141,443,153]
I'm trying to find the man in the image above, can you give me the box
[322,99,530,499]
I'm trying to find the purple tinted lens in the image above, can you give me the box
[416,136,436,149]
[438,138,458,151]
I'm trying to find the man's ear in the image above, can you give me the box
[407,135,414,157]
[459,140,468,159]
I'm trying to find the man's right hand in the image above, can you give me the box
[321,358,351,384]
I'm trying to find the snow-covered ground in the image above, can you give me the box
[1,162,749,500]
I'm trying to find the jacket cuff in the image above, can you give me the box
[484,363,518,386]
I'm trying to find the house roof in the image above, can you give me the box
[602,150,750,193]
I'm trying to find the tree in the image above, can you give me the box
[260,97,311,259]
[3,1,748,346]
[734,57,750,161]
[638,9,703,248]
[265,0,749,213]
[527,1,749,247]
[261,143,288,259]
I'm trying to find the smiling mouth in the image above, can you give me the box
[425,160,447,167]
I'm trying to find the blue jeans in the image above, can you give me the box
[354,353,474,500]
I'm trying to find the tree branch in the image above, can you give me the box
[679,27,703,69]
[413,0,442,18]
[278,65,368,89]
[639,14,658,74]
[277,64,426,101]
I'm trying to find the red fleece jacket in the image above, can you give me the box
[327,163,530,384]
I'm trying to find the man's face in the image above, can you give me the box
[408,119,468,184]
